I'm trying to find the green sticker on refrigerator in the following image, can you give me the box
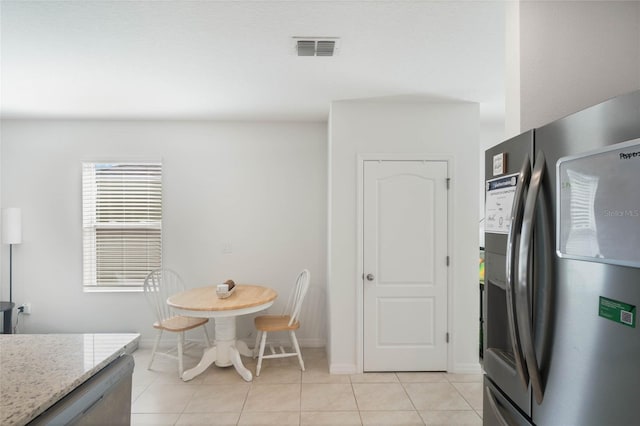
[599,296,636,328]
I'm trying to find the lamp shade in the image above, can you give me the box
[2,208,22,244]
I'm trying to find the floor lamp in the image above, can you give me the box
[2,208,22,303]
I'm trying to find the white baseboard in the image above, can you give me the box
[137,338,157,349]
[138,337,327,351]
[137,338,208,350]
[450,362,483,374]
[237,337,326,348]
[297,338,326,348]
[329,364,357,375]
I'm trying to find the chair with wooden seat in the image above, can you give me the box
[143,269,211,377]
[253,269,310,376]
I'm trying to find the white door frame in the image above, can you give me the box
[356,153,455,373]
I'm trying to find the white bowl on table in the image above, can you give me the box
[216,284,236,299]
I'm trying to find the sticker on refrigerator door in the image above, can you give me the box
[493,153,507,176]
[599,296,636,328]
[485,173,518,234]
[557,137,640,268]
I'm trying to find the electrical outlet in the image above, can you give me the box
[18,303,31,315]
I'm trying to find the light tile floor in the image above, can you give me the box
[131,347,483,425]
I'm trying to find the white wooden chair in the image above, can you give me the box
[253,269,310,376]
[143,269,211,377]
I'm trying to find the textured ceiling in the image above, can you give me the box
[0,1,505,122]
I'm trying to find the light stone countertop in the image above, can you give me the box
[0,333,140,426]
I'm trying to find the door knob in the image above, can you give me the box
[366,273,375,281]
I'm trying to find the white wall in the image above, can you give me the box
[478,121,505,247]
[516,1,640,132]
[0,129,2,302]
[328,100,480,374]
[504,0,521,139]
[1,120,327,347]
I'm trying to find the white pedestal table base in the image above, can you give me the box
[181,316,254,382]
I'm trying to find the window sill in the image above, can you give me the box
[83,287,144,293]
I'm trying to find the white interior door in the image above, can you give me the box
[363,160,448,371]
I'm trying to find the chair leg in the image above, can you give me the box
[177,332,185,377]
[290,330,305,371]
[148,329,163,370]
[256,331,268,377]
[202,324,212,347]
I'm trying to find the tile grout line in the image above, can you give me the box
[398,374,427,426]
[349,375,365,426]
[132,349,481,425]
[236,374,253,426]
[449,380,480,413]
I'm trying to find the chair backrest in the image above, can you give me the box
[143,269,185,324]
[283,269,310,327]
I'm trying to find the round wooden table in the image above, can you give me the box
[167,284,277,382]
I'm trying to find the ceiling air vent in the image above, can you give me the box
[292,37,340,57]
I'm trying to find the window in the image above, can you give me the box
[82,162,162,291]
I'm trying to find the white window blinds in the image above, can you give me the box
[82,162,162,291]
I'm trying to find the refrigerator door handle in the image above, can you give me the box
[506,155,531,388]
[517,150,546,405]
[486,385,516,426]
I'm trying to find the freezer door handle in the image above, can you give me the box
[506,155,531,388]
[517,150,546,405]
[486,385,515,426]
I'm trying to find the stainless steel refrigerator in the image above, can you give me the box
[483,91,640,425]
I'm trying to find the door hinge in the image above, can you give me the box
[446,256,450,266]
[446,178,451,189]
[446,332,450,343]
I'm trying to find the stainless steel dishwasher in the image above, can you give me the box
[30,354,134,425]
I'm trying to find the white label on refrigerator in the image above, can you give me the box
[485,174,518,234]
[493,153,506,176]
